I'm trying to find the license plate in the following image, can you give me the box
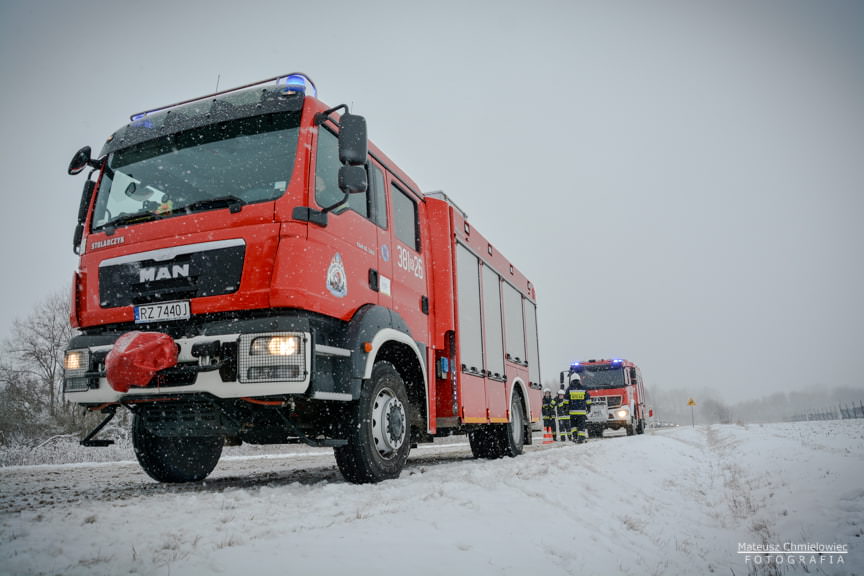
[134,301,190,324]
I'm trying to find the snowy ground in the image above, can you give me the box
[1,421,861,576]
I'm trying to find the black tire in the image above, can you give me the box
[468,393,526,459]
[625,421,635,436]
[501,393,526,457]
[132,413,223,483]
[334,361,411,484]
[469,427,503,459]
[636,419,645,434]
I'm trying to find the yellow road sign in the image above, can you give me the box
[687,398,697,406]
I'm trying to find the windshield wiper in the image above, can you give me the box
[180,195,246,214]
[96,195,247,234]
[99,211,161,232]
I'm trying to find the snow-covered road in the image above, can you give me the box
[1,421,862,575]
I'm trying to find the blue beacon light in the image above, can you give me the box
[130,112,153,128]
[277,74,316,97]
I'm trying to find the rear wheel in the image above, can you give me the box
[468,393,526,459]
[334,361,411,484]
[501,393,526,457]
[132,413,223,483]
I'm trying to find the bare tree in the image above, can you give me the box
[0,362,49,444]
[3,290,74,417]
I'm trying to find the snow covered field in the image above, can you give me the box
[1,420,861,576]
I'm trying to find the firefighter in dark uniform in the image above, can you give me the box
[568,373,593,443]
[554,388,571,441]
[541,389,555,437]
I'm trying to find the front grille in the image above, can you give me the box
[602,396,622,408]
[98,239,245,307]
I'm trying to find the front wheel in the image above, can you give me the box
[132,413,223,483]
[334,361,411,484]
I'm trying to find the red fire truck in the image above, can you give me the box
[63,73,543,484]
[561,359,650,436]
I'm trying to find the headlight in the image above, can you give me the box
[615,408,629,419]
[63,349,91,393]
[63,350,89,375]
[250,335,300,356]
[238,333,308,384]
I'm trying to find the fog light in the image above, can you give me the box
[250,336,299,356]
[64,378,90,393]
[247,365,301,380]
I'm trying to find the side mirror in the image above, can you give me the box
[559,371,565,384]
[339,165,367,195]
[68,146,93,175]
[338,113,367,166]
[68,146,103,175]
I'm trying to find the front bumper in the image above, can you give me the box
[64,330,317,404]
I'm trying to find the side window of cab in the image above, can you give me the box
[314,128,343,210]
[391,183,419,251]
[316,127,380,222]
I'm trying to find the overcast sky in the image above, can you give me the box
[1,0,862,403]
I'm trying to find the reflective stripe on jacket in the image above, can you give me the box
[568,387,592,416]
[553,396,570,419]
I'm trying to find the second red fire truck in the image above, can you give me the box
[62,73,543,484]
[561,358,651,436]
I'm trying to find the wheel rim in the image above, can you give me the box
[371,387,406,459]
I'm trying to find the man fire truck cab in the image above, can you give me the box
[62,73,543,484]
[560,358,650,436]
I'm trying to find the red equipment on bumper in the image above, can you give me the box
[105,331,178,392]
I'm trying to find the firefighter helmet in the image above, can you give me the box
[569,373,582,384]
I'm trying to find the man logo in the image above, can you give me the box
[139,264,190,283]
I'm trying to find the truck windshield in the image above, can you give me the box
[581,366,626,389]
[91,112,300,232]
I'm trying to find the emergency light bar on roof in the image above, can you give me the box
[570,358,626,372]
[129,73,317,122]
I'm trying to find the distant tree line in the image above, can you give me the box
[651,386,864,425]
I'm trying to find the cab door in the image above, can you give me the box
[305,126,380,320]
[368,160,392,309]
